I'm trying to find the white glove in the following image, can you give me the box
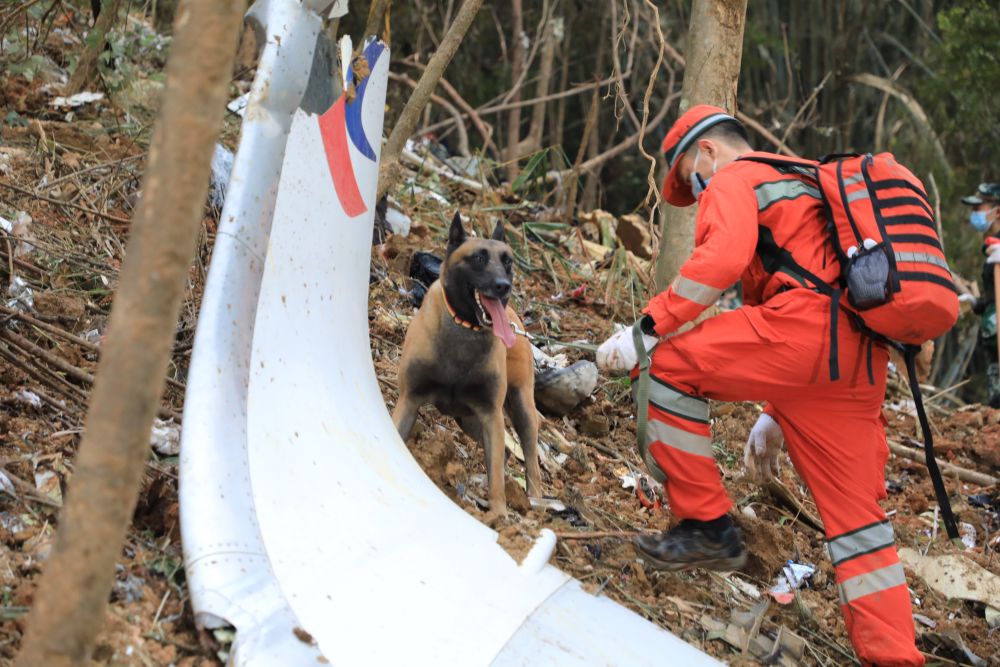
[958,293,977,304]
[744,413,784,484]
[987,244,1000,265]
[596,327,659,374]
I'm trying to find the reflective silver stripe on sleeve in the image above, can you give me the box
[843,172,865,187]
[647,419,714,459]
[755,180,821,211]
[827,521,895,566]
[846,188,870,203]
[894,251,950,271]
[668,113,735,166]
[672,275,723,307]
[837,562,907,605]
[638,379,709,424]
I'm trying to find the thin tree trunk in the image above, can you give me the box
[520,16,561,156]
[65,0,124,95]
[504,0,525,181]
[364,0,391,42]
[653,0,748,291]
[377,0,485,198]
[13,0,244,664]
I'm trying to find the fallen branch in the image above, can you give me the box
[765,479,825,533]
[400,148,483,192]
[554,530,639,540]
[0,180,131,225]
[0,304,100,353]
[888,439,998,487]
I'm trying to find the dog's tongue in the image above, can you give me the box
[481,296,516,348]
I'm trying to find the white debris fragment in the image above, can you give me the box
[960,522,977,550]
[34,470,62,504]
[732,577,762,599]
[227,93,249,118]
[150,418,181,456]
[619,473,638,491]
[0,470,15,496]
[50,91,104,108]
[11,211,35,257]
[15,390,42,408]
[384,205,411,237]
[7,275,34,310]
[209,144,235,210]
[769,561,816,604]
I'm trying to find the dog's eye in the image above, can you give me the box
[501,254,513,270]
[470,251,487,266]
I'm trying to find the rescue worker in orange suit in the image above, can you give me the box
[596,105,923,666]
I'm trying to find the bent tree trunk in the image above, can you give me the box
[14,1,244,665]
[653,0,748,292]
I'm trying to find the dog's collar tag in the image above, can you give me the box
[443,289,483,332]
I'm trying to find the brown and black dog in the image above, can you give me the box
[393,213,541,515]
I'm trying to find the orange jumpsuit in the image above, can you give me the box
[641,151,923,666]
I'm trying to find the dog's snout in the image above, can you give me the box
[493,278,511,297]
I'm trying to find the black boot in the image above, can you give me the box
[634,515,747,572]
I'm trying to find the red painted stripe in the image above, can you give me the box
[318,98,367,218]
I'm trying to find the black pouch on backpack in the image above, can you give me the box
[845,244,892,310]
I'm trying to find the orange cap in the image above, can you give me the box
[661,105,736,207]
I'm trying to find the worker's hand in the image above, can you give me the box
[596,327,658,374]
[986,244,1000,265]
[744,413,784,485]
[959,293,977,305]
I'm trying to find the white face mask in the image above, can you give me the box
[689,148,718,198]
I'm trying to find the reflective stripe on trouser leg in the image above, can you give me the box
[828,523,922,666]
[632,380,710,479]
[641,402,731,520]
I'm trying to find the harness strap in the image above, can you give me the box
[828,289,841,381]
[632,321,659,481]
[903,344,960,541]
[866,337,874,386]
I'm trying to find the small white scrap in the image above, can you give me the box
[34,470,62,504]
[619,472,638,491]
[15,390,42,408]
[0,470,15,496]
[960,522,977,550]
[384,204,411,237]
[769,561,815,604]
[209,144,235,209]
[50,91,104,108]
[227,93,249,118]
[150,418,181,456]
[7,275,34,310]
[732,577,762,600]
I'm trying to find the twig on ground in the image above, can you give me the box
[0,180,131,225]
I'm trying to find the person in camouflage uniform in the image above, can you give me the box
[962,182,1000,407]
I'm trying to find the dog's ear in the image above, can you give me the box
[491,220,506,242]
[447,212,467,254]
